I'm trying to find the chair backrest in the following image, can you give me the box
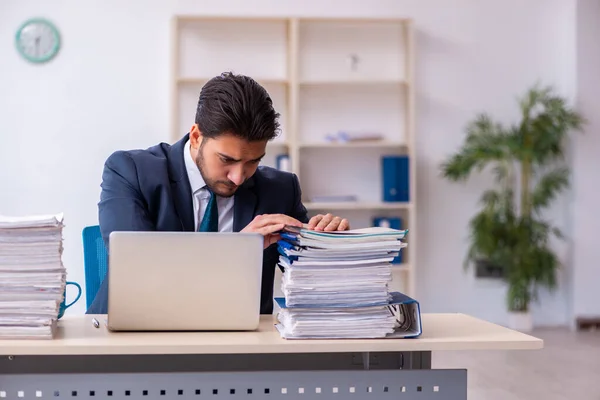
[82,225,108,309]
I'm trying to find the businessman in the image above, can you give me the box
[86,71,349,315]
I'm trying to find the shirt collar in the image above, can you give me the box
[184,139,206,194]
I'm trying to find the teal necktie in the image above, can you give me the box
[198,189,219,232]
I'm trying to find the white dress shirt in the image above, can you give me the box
[184,140,235,232]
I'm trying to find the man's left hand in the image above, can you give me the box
[307,213,350,231]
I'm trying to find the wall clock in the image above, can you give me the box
[15,18,61,63]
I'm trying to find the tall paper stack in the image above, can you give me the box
[0,213,66,339]
[275,225,409,339]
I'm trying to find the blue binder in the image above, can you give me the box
[382,155,409,202]
[276,154,290,172]
[274,291,422,339]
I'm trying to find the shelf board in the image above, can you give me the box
[299,79,407,86]
[299,17,412,23]
[392,263,410,271]
[299,140,406,149]
[175,15,411,24]
[267,141,288,148]
[304,201,412,210]
[177,77,289,85]
[176,15,290,23]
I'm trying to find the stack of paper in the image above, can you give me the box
[275,225,409,339]
[275,299,399,339]
[0,213,66,339]
[275,292,422,339]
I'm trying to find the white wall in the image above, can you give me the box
[0,0,582,325]
[1,0,173,314]
[572,0,600,321]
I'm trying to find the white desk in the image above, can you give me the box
[0,314,542,400]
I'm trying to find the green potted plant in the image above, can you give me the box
[440,84,585,331]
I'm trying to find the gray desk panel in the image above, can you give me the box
[0,369,467,400]
[0,352,431,374]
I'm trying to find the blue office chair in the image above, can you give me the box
[82,225,108,309]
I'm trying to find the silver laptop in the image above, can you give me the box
[106,231,264,332]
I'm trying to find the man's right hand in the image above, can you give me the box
[241,214,303,249]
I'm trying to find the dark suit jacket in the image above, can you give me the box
[86,133,308,315]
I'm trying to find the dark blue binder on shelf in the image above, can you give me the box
[382,155,409,202]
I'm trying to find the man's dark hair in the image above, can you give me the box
[195,72,281,141]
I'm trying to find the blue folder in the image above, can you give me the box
[382,155,410,202]
[274,291,422,339]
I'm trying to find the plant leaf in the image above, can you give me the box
[440,114,511,181]
[531,167,569,211]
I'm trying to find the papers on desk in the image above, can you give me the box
[275,225,421,339]
[275,292,421,339]
[0,213,66,339]
[277,226,406,308]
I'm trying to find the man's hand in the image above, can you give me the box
[307,213,350,231]
[241,214,303,249]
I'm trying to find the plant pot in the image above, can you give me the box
[507,310,533,332]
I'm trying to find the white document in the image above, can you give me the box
[0,213,66,339]
[276,305,398,339]
[274,224,411,338]
[0,213,64,229]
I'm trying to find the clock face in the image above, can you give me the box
[15,18,61,63]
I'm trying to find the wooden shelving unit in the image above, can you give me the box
[171,15,417,297]
[303,201,412,211]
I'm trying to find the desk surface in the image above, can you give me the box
[0,314,543,356]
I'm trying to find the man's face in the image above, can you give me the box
[191,127,267,198]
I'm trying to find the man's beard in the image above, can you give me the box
[195,149,238,198]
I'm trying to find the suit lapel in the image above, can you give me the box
[168,134,195,232]
[171,179,194,231]
[233,180,257,232]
